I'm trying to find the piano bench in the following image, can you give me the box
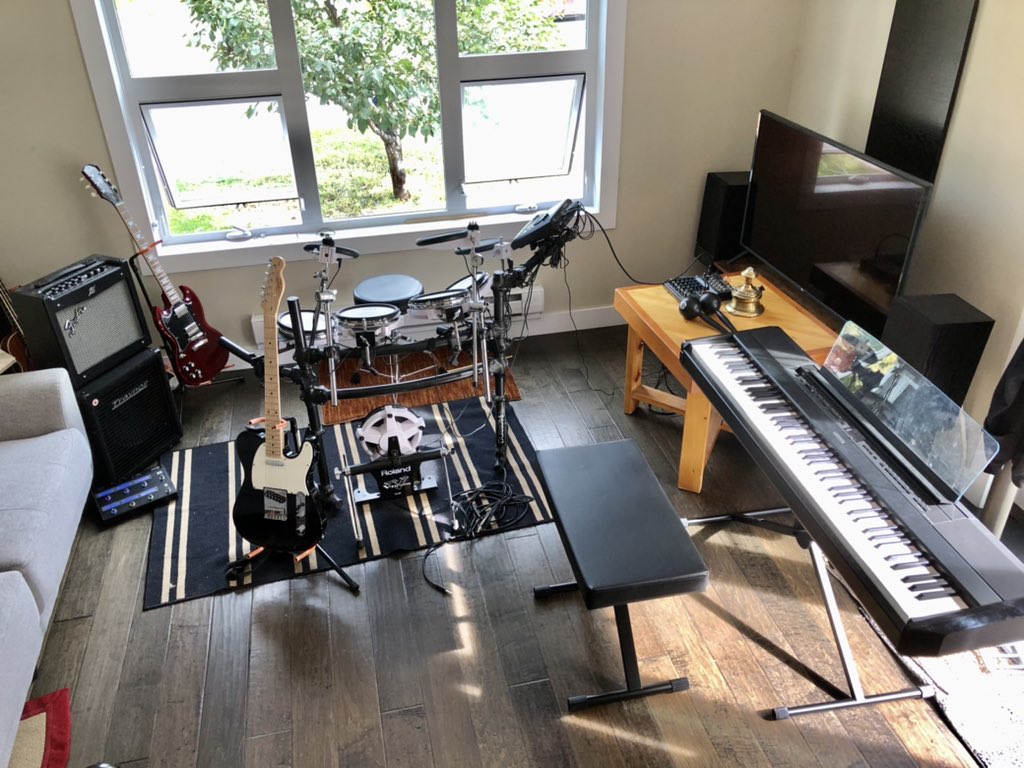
[533,439,709,711]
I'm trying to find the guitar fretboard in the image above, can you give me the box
[261,258,286,461]
[0,278,24,338]
[113,199,183,306]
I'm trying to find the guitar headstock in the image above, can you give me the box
[82,164,122,206]
[261,256,286,316]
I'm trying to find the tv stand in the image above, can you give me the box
[613,274,837,493]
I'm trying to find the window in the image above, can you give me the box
[71,0,623,264]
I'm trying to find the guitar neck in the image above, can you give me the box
[0,278,25,338]
[113,199,183,306]
[262,304,284,461]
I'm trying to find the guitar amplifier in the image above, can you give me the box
[76,347,182,485]
[12,255,151,386]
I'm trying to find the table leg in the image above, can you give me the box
[623,325,645,415]
[678,384,723,492]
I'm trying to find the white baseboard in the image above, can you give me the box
[515,304,624,336]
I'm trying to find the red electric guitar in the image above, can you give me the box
[0,276,31,372]
[82,164,228,386]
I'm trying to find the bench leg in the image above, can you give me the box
[568,604,690,712]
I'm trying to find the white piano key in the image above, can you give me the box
[693,340,965,620]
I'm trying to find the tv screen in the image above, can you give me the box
[740,110,932,334]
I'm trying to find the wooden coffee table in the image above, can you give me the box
[613,276,837,493]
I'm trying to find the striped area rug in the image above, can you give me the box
[144,398,550,609]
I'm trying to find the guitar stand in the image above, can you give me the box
[225,543,360,593]
[693,507,933,719]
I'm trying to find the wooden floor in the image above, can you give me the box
[36,326,981,767]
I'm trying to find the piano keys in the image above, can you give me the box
[681,325,1024,657]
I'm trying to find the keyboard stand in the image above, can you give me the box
[694,508,934,719]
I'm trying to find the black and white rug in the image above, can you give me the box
[144,398,551,609]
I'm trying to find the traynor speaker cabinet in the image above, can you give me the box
[76,348,182,485]
[12,255,151,387]
[881,293,993,407]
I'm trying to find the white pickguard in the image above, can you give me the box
[251,440,314,495]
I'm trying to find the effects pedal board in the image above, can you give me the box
[93,464,177,524]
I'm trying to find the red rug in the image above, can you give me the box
[10,689,70,768]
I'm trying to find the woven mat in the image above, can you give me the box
[319,349,520,425]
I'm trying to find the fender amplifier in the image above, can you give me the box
[12,255,151,386]
[76,348,182,484]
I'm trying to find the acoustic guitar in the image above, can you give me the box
[0,276,30,372]
[232,256,324,552]
[81,164,229,386]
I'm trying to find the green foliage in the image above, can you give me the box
[183,0,562,199]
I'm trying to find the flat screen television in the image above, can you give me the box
[739,110,932,335]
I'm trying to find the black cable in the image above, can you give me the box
[420,469,535,595]
[578,209,701,285]
[560,258,615,397]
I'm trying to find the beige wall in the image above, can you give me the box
[2,0,1017,426]
[786,0,895,147]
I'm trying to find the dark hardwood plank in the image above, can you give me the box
[381,705,434,768]
[289,574,339,768]
[505,529,628,767]
[366,556,423,714]
[32,615,91,699]
[326,562,387,768]
[147,598,213,768]
[244,730,291,768]
[400,554,484,767]
[68,515,151,768]
[435,539,533,768]
[466,534,546,686]
[196,589,253,768]
[507,679,574,767]
[245,579,292,739]
[104,568,172,765]
[54,517,113,621]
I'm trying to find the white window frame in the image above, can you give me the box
[70,0,625,272]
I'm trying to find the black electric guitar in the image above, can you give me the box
[232,257,324,551]
[81,164,229,386]
[0,276,31,372]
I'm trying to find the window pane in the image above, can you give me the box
[113,0,275,78]
[462,75,583,185]
[142,99,297,209]
[457,0,586,55]
[163,194,302,238]
[306,102,446,221]
[292,1,445,219]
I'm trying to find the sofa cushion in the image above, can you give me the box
[0,571,44,768]
[0,428,92,629]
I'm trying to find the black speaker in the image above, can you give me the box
[76,348,182,485]
[695,171,749,266]
[881,293,993,406]
[865,0,977,183]
[11,255,151,387]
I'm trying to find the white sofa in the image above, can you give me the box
[0,368,93,766]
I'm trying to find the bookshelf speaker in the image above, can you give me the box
[695,171,749,265]
[881,293,993,406]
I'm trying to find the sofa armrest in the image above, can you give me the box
[0,368,87,443]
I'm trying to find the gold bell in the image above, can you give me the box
[726,266,765,317]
